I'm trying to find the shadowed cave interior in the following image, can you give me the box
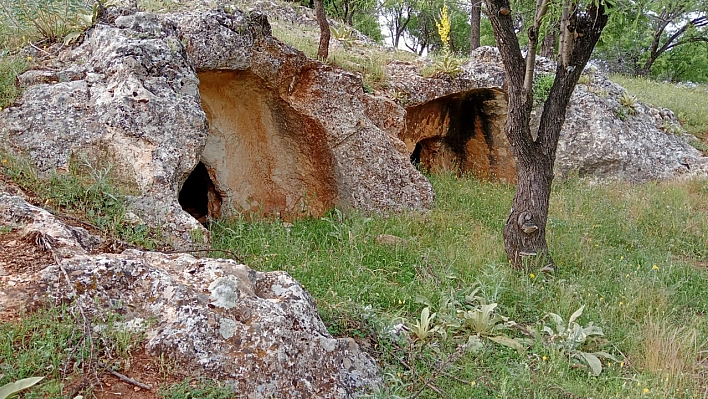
[178,161,222,226]
[404,88,513,181]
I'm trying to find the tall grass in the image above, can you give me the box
[211,173,708,398]
[611,75,708,137]
[0,0,94,47]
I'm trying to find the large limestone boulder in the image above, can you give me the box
[555,74,708,181]
[0,9,433,248]
[0,191,381,398]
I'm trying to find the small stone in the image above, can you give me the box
[375,234,407,246]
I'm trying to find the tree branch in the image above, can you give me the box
[523,0,551,92]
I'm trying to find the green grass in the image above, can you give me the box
[611,75,708,138]
[0,304,145,399]
[0,54,28,108]
[0,151,165,249]
[271,23,417,91]
[210,173,708,398]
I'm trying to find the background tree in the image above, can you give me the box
[639,0,707,76]
[324,0,383,41]
[470,0,482,51]
[315,0,331,59]
[482,0,610,267]
[403,0,472,54]
[381,0,415,48]
[594,0,707,80]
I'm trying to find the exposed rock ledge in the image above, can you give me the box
[0,191,382,398]
[0,9,434,249]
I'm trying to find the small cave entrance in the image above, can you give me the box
[403,88,515,181]
[178,162,222,226]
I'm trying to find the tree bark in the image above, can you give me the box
[483,0,609,268]
[540,22,557,58]
[470,0,481,52]
[315,0,330,60]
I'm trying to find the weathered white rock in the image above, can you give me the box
[1,12,208,249]
[0,192,382,398]
[555,75,708,182]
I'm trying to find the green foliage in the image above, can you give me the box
[0,0,96,46]
[408,307,441,341]
[533,73,555,107]
[424,49,463,78]
[619,90,637,115]
[593,0,708,79]
[352,14,384,43]
[158,380,234,399]
[0,55,28,109]
[330,24,356,48]
[651,42,708,83]
[0,152,165,248]
[0,377,44,399]
[540,306,617,376]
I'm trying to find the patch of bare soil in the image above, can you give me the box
[89,347,187,399]
[0,229,56,322]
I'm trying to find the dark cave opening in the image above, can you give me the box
[403,88,514,180]
[410,142,422,167]
[178,162,222,226]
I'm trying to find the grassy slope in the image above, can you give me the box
[611,75,708,139]
[211,174,708,399]
[1,1,708,397]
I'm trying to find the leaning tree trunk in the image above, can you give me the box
[314,0,330,60]
[483,0,609,268]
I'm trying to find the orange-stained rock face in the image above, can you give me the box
[403,88,516,182]
[198,70,338,220]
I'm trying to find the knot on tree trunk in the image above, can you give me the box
[517,211,538,234]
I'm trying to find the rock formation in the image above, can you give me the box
[0,9,434,249]
[0,191,382,397]
[385,46,708,183]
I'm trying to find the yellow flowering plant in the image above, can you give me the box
[435,5,451,50]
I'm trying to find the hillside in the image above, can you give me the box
[0,1,707,399]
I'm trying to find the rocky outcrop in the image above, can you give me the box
[386,46,708,183]
[0,9,433,248]
[385,48,514,181]
[554,75,708,182]
[0,192,381,398]
[0,11,209,249]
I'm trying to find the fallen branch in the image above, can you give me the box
[107,369,152,390]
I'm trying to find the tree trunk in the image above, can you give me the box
[540,23,557,58]
[470,0,481,52]
[483,0,609,269]
[315,0,330,60]
[503,155,554,267]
